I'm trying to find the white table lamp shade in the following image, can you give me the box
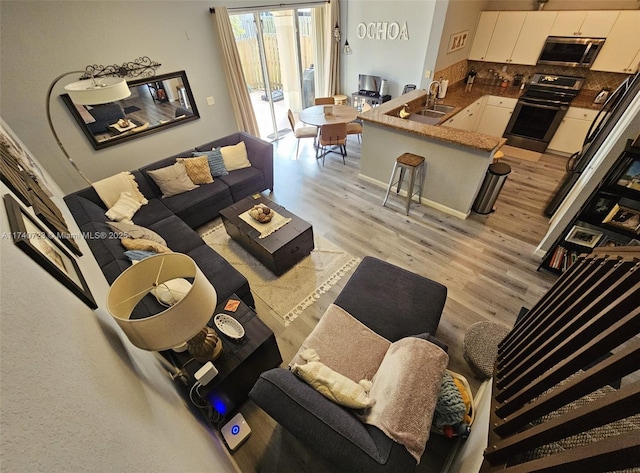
[107,253,217,351]
[64,76,131,105]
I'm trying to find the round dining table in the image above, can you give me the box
[299,104,359,127]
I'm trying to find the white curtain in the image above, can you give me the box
[212,7,259,136]
[325,0,340,97]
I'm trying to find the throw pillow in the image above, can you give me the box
[108,221,167,246]
[105,192,143,224]
[146,161,199,198]
[124,250,157,261]
[92,171,148,208]
[177,156,214,184]
[151,278,192,307]
[291,349,375,409]
[220,141,251,171]
[193,149,229,177]
[121,237,171,254]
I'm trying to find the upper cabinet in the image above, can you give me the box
[591,11,640,74]
[470,11,557,65]
[549,11,619,37]
[509,12,558,65]
[468,11,499,61]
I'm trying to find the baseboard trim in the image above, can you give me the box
[358,173,470,220]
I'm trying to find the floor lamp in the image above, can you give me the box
[46,72,131,185]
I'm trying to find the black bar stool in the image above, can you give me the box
[382,153,426,215]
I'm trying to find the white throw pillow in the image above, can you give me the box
[146,162,199,198]
[105,192,143,224]
[291,349,375,409]
[151,278,192,307]
[220,141,251,171]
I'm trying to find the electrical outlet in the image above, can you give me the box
[502,65,507,72]
[424,70,431,79]
[206,96,215,106]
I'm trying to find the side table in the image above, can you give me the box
[161,294,282,417]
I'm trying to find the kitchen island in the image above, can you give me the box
[358,88,506,219]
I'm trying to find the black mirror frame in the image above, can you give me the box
[61,70,199,150]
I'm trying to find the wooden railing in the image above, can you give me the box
[481,248,640,472]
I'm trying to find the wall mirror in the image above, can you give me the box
[62,70,199,150]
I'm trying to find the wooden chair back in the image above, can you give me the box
[319,123,347,146]
[314,97,335,105]
[287,109,296,130]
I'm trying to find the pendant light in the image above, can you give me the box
[342,0,352,54]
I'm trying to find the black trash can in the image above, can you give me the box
[472,162,511,214]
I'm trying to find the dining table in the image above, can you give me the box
[298,104,359,127]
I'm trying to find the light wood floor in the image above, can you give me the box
[212,134,565,473]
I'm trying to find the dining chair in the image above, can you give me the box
[346,121,363,143]
[316,122,347,166]
[287,109,317,159]
[314,97,335,105]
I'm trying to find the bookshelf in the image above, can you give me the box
[540,139,640,275]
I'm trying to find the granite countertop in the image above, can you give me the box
[358,81,603,153]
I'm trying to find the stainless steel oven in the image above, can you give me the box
[504,74,584,153]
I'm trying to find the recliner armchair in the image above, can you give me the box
[249,257,448,473]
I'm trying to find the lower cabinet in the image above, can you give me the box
[444,96,517,138]
[442,98,485,131]
[547,107,598,155]
[476,96,518,137]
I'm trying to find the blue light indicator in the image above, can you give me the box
[231,425,240,435]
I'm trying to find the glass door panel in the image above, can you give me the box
[231,6,323,142]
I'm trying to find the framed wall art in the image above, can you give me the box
[3,194,96,309]
[448,30,468,53]
[564,225,603,248]
[0,122,81,256]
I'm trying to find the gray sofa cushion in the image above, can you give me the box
[217,167,266,202]
[157,181,233,229]
[334,257,447,341]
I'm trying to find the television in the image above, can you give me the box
[358,74,381,95]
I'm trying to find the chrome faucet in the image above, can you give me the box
[427,80,441,108]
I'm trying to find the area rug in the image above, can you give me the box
[502,145,542,162]
[201,224,360,325]
[123,105,141,114]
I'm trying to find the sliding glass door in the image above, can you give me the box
[231,6,324,141]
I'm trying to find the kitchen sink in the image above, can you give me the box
[416,109,446,118]
[431,104,456,113]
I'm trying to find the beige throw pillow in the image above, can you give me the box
[220,141,251,171]
[121,238,172,254]
[92,171,148,208]
[146,162,198,198]
[105,192,143,224]
[177,156,214,184]
[107,221,167,246]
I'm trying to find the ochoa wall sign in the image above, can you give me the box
[356,22,409,41]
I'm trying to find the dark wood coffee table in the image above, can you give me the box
[220,195,314,275]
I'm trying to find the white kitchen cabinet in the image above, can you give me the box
[484,12,527,63]
[547,107,598,155]
[469,11,499,61]
[443,98,485,132]
[591,11,640,74]
[549,11,619,37]
[509,12,557,65]
[476,96,518,137]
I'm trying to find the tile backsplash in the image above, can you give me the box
[435,59,630,91]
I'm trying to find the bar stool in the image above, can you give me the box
[492,150,504,163]
[382,153,426,215]
[333,94,348,105]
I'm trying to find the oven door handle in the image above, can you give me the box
[519,98,568,110]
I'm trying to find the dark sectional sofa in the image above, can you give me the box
[64,132,273,318]
[249,256,448,473]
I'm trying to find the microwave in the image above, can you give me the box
[537,36,606,68]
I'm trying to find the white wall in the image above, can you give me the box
[341,0,438,99]
[0,121,237,473]
[1,1,238,194]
